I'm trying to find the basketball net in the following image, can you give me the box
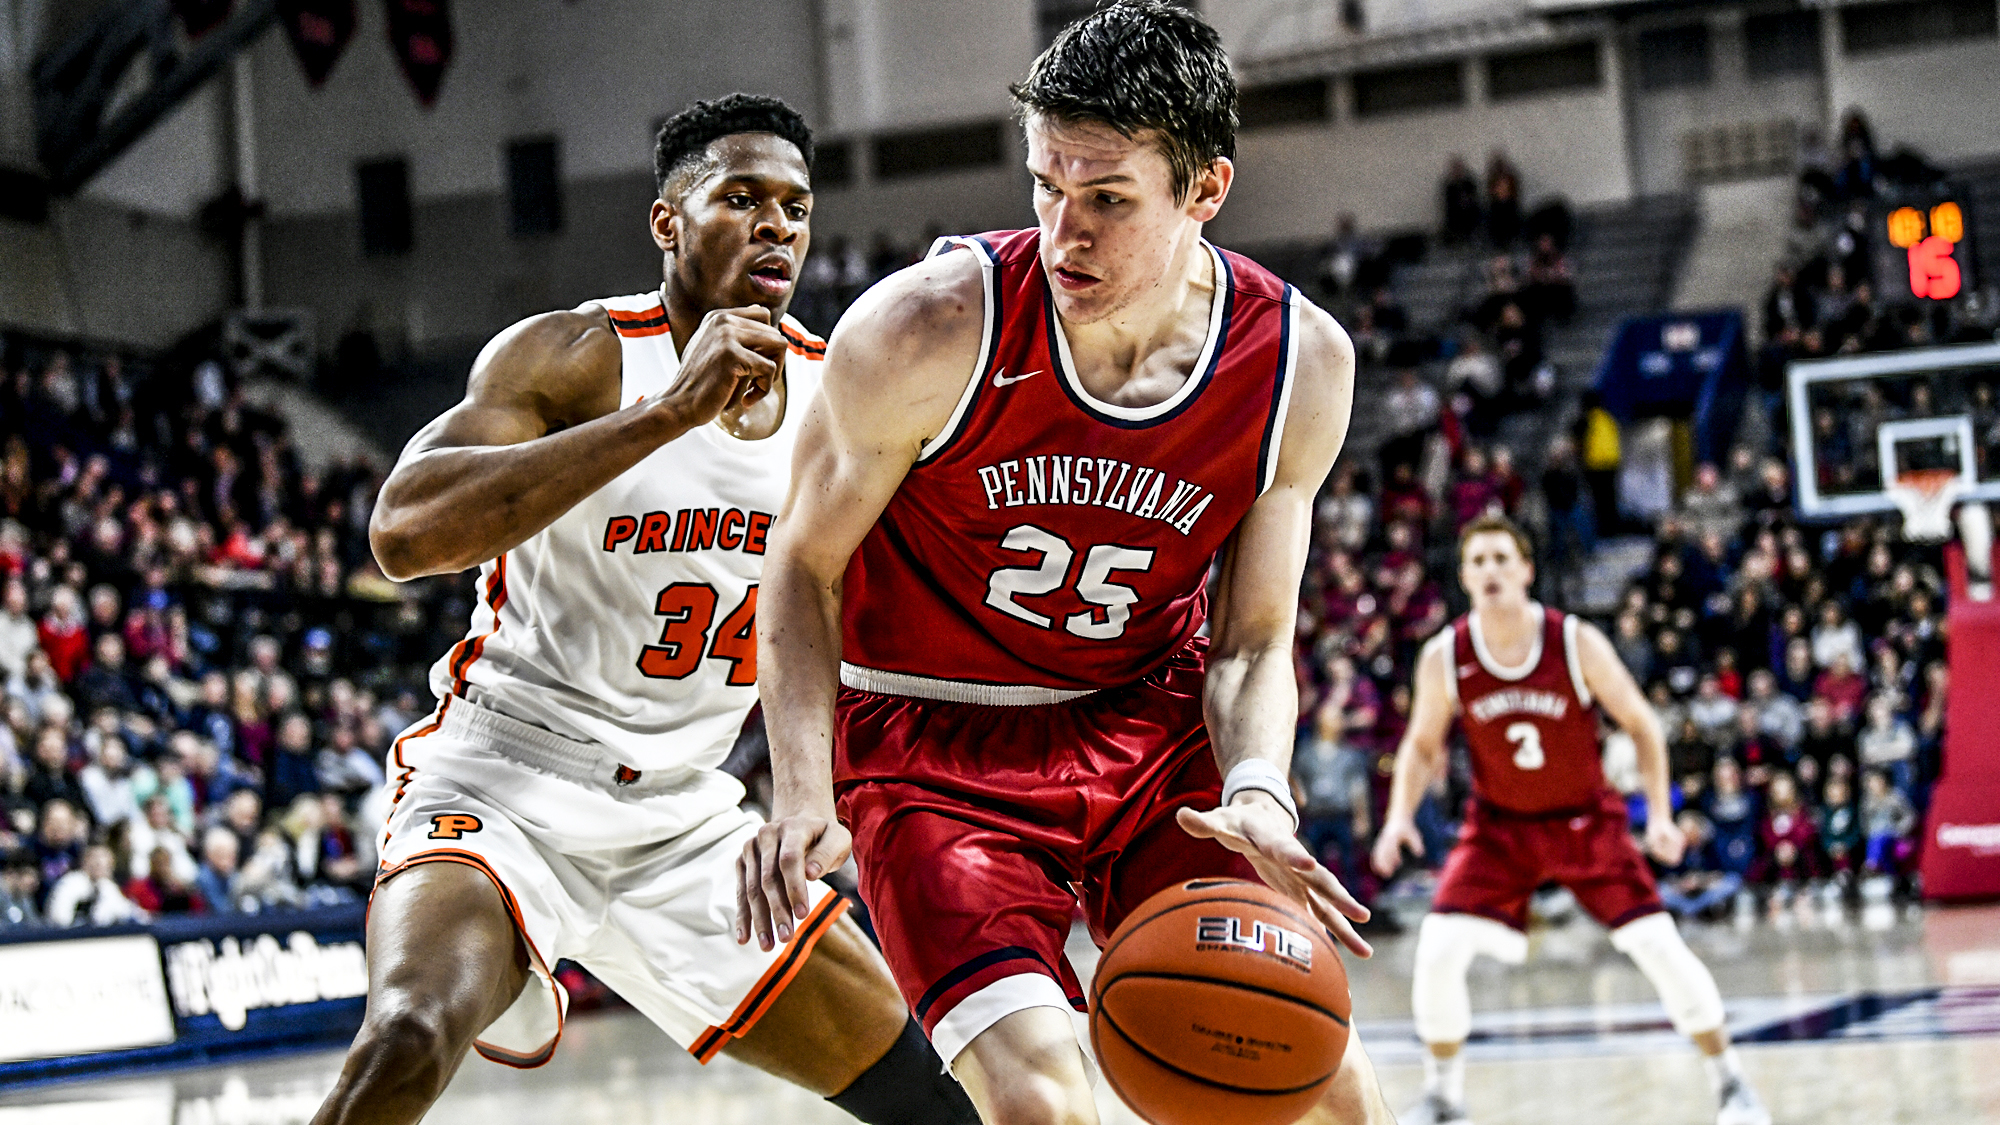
[1888,468,1966,543]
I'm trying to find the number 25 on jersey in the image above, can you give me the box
[983,524,1155,640]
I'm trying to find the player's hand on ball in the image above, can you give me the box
[1177,795,1374,959]
[1643,815,1687,867]
[735,808,851,951]
[1370,815,1423,879]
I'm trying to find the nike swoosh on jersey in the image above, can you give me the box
[992,368,1042,387]
[1458,664,1478,678]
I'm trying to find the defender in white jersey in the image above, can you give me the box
[312,96,975,1125]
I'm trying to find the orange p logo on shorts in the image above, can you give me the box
[428,813,485,839]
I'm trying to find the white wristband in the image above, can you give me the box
[1221,759,1300,831]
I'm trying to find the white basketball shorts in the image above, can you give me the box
[375,693,847,1068]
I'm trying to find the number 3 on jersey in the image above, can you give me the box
[984,524,1155,640]
[1505,721,1545,770]
[637,583,757,685]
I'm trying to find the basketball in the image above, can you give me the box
[1090,879,1352,1125]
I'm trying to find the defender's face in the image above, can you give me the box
[1459,532,1533,607]
[1025,114,1226,326]
[652,132,812,318]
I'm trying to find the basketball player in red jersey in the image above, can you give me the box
[739,4,1393,1122]
[1371,515,1769,1125]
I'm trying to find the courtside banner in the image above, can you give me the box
[0,904,367,1085]
[0,934,176,1062]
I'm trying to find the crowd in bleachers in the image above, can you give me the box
[0,332,452,929]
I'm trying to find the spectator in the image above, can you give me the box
[1576,391,1622,534]
[1524,233,1575,323]
[267,711,321,812]
[194,825,242,913]
[1378,368,1440,480]
[1542,435,1591,554]
[125,793,196,882]
[77,733,139,829]
[1810,601,1865,670]
[1441,155,1482,244]
[1687,674,1739,744]
[1320,213,1378,296]
[1446,334,1505,433]
[1705,757,1760,879]
[1856,692,1917,796]
[1448,447,1503,532]
[0,580,36,683]
[1677,463,1744,544]
[37,586,89,683]
[238,827,304,912]
[9,651,67,727]
[1746,669,1804,749]
[125,843,204,915]
[1817,774,1861,882]
[1859,769,1914,876]
[25,726,88,812]
[1315,465,1374,554]
[1292,667,1373,900]
[1777,637,1817,701]
[0,850,40,926]
[316,723,385,796]
[216,788,263,860]
[1814,653,1867,725]
[1756,772,1819,891]
[1658,810,1742,920]
[1611,612,1654,685]
[45,842,141,926]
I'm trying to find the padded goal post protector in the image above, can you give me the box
[1921,545,2000,901]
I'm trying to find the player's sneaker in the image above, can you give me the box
[1402,1092,1473,1124]
[1715,1077,1772,1125]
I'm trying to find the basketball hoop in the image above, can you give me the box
[1887,468,1966,542]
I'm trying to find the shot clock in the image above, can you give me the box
[1877,190,1977,302]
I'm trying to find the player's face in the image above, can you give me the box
[1459,532,1533,608]
[1024,114,1230,326]
[652,133,812,318]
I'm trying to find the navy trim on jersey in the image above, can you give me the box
[1254,283,1296,495]
[914,235,1002,465]
[1041,250,1234,431]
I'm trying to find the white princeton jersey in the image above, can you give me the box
[429,291,825,773]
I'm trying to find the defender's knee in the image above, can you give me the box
[1610,912,1725,1037]
[1412,913,1524,1044]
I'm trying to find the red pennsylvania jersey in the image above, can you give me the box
[841,228,1308,696]
[1446,605,1607,814]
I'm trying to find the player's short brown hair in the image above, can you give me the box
[1457,514,1533,564]
[1009,0,1236,204]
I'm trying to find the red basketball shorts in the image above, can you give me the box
[1431,791,1663,931]
[833,643,1256,1068]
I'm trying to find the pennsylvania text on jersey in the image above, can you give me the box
[974,455,1216,535]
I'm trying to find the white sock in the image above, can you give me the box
[1423,1050,1466,1105]
[1703,1047,1745,1094]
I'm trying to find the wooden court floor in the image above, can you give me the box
[4,901,1996,1124]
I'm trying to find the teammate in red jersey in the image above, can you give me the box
[737,3,1395,1122]
[1371,515,1769,1125]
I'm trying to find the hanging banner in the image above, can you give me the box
[280,0,357,86]
[172,0,234,37]
[385,0,454,107]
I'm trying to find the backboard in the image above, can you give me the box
[1788,341,2000,521]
